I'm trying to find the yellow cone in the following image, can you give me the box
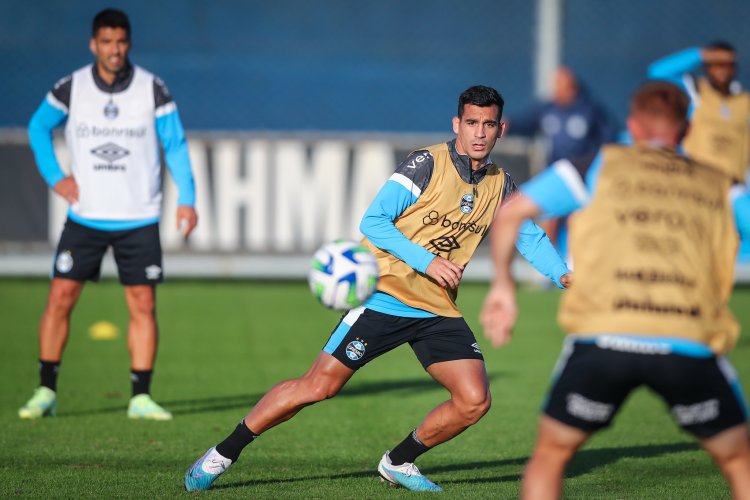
[88,321,120,340]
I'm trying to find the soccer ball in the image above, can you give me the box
[308,239,379,310]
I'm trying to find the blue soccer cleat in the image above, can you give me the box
[184,447,233,491]
[377,452,443,492]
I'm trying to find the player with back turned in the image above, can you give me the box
[481,81,750,499]
[19,8,197,421]
[184,85,570,492]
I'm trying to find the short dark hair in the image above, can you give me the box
[706,40,736,53]
[458,85,504,119]
[92,8,131,38]
[630,81,690,135]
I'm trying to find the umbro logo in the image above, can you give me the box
[91,142,129,163]
[145,265,162,280]
[430,236,460,253]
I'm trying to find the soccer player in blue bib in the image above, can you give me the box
[19,9,197,421]
[481,81,750,498]
[184,86,570,492]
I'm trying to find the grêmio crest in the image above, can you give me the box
[460,193,474,213]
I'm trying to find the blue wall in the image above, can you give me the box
[2,0,748,132]
[0,0,534,132]
[563,0,750,129]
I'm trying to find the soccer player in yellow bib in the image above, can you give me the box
[649,42,750,263]
[184,86,570,492]
[481,81,750,499]
[649,41,749,183]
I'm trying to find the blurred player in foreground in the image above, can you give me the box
[20,8,197,421]
[184,85,570,492]
[481,81,750,499]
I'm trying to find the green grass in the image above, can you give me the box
[1,279,749,498]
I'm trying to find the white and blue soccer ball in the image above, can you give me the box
[308,239,379,310]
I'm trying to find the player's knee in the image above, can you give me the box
[703,427,750,466]
[456,387,492,424]
[127,290,156,316]
[534,439,578,469]
[47,283,79,312]
[305,385,337,403]
[303,378,341,403]
[532,416,590,465]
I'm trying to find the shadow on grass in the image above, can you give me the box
[565,441,698,478]
[58,371,508,417]
[213,441,698,490]
[211,461,517,490]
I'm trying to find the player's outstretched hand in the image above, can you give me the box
[53,176,79,205]
[560,273,573,288]
[426,256,464,289]
[480,281,517,347]
[177,205,198,237]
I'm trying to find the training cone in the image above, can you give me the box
[88,321,120,340]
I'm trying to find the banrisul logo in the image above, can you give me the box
[460,193,474,213]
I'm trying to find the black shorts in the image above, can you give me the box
[322,307,484,370]
[544,336,748,438]
[53,219,163,285]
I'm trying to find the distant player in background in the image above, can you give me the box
[481,81,750,498]
[20,8,197,421]
[508,66,615,252]
[184,85,570,492]
[649,41,749,183]
[649,42,750,261]
[510,67,615,166]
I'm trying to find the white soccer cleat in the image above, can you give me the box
[184,447,233,491]
[18,386,57,419]
[127,394,173,421]
[377,452,443,492]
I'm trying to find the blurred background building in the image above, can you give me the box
[1,0,749,280]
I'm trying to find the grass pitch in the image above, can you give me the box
[1,278,748,498]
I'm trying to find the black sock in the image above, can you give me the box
[215,420,259,462]
[39,360,60,392]
[130,370,153,397]
[389,430,431,466]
